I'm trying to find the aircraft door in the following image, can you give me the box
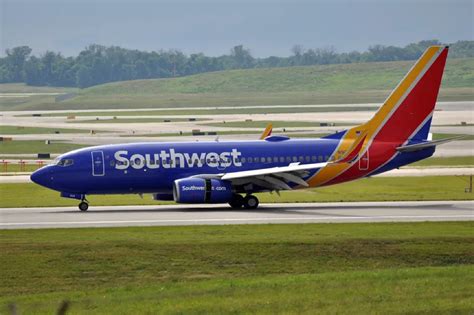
[358,150,369,170]
[91,151,105,176]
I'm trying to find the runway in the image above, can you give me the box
[1,200,472,229]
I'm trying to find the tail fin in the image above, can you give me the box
[310,46,449,186]
[352,45,449,144]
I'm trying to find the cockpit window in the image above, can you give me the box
[56,159,74,167]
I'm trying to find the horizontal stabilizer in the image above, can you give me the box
[396,135,466,152]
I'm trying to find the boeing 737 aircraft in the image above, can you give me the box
[31,46,455,211]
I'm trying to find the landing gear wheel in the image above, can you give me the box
[229,194,244,209]
[243,195,259,209]
[78,201,89,212]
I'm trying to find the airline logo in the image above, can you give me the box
[114,149,242,170]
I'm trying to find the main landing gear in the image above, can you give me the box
[78,200,89,212]
[229,194,259,209]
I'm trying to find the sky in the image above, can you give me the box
[1,0,473,57]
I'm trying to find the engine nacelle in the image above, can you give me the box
[173,177,233,203]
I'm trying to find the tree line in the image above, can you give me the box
[0,40,472,88]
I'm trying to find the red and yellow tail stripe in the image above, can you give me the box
[307,46,449,187]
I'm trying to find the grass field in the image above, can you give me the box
[27,105,378,117]
[121,130,266,138]
[0,83,77,93]
[411,156,474,167]
[432,133,474,141]
[2,57,473,110]
[0,125,92,135]
[70,117,205,124]
[202,120,347,128]
[1,176,472,208]
[1,222,473,313]
[0,140,85,154]
[0,163,42,173]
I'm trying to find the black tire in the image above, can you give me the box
[78,201,89,212]
[243,195,259,209]
[229,194,244,209]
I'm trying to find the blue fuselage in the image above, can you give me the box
[32,138,338,195]
[31,136,434,196]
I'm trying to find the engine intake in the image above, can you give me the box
[173,178,233,203]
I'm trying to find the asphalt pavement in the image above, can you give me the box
[1,200,472,229]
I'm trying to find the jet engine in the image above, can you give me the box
[173,177,233,203]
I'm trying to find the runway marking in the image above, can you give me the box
[2,215,473,227]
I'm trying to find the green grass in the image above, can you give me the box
[28,105,378,117]
[0,222,473,313]
[411,156,474,167]
[432,133,474,140]
[121,130,264,137]
[70,117,204,124]
[0,83,77,93]
[0,140,85,154]
[1,176,472,208]
[2,57,473,110]
[80,58,472,95]
[122,130,324,138]
[0,163,42,173]
[0,125,91,135]
[202,120,347,128]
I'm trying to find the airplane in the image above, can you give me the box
[31,46,454,211]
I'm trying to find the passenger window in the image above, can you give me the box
[292,156,298,162]
[305,156,310,162]
[311,156,317,162]
[260,157,265,163]
[279,157,285,163]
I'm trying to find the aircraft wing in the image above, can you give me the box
[191,132,367,191]
[194,162,328,191]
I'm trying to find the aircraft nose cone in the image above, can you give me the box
[30,167,53,188]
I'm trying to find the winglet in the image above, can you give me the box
[260,123,273,140]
